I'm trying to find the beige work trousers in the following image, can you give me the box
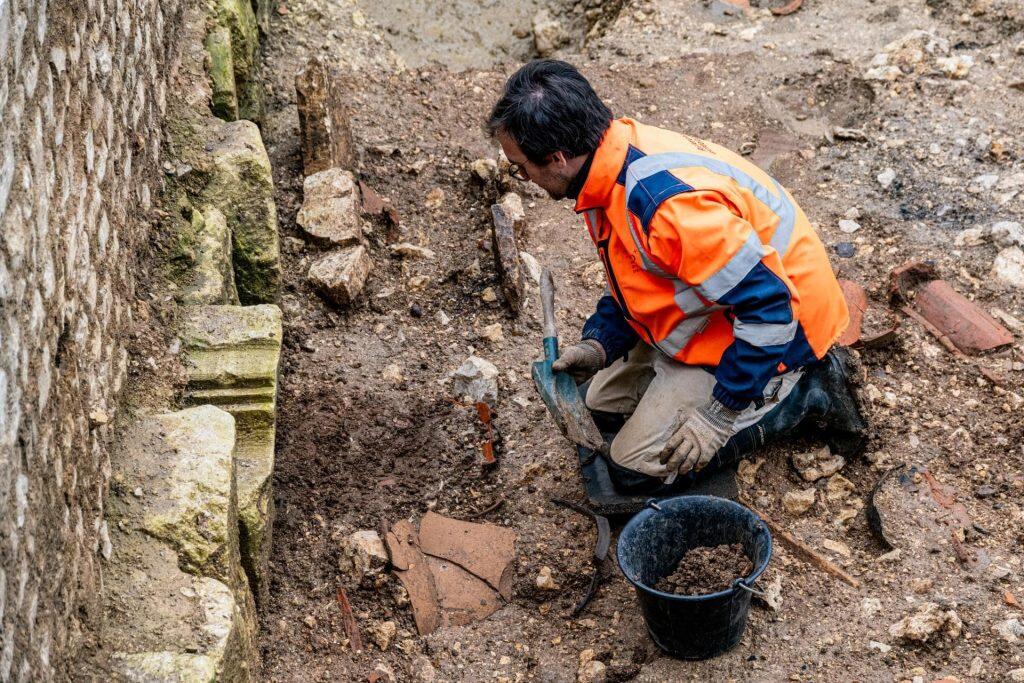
[585,343,802,479]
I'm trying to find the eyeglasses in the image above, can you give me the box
[508,161,529,181]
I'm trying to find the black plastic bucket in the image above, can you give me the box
[616,495,772,660]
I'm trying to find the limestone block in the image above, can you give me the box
[295,55,355,175]
[112,577,250,683]
[179,206,240,305]
[208,0,264,123]
[140,406,237,582]
[205,25,238,121]
[204,121,280,304]
[296,169,362,246]
[308,245,372,307]
[99,406,259,680]
[181,305,282,606]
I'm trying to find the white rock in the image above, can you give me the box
[868,640,891,654]
[297,169,362,246]
[411,656,438,683]
[533,10,569,56]
[954,227,986,246]
[340,530,389,578]
[862,597,883,618]
[382,364,405,384]
[991,221,1024,247]
[478,323,504,343]
[498,192,525,225]
[536,566,558,590]
[969,657,983,677]
[452,356,500,405]
[389,243,436,259]
[782,488,816,515]
[471,158,498,184]
[367,620,397,651]
[936,54,973,79]
[877,168,897,189]
[791,445,846,482]
[992,247,1024,288]
[760,574,782,611]
[826,474,855,501]
[838,219,861,234]
[577,659,607,683]
[993,618,1024,643]
[844,207,861,220]
[865,65,902,81]
[970,173,1000,193]
[519,251,542,284]
[437,310,451,326]
[888,602,963,643]
[308,246,372,307]
[1009,668,1024,682]
[823,539,851,558]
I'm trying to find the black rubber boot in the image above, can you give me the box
[716,346,868,464]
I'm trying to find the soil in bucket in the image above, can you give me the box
[654,543,753,595]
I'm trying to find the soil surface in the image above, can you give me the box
[654,544,753,595]
[257,0,1024,680]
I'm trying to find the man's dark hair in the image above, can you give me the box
[487,59,612,164]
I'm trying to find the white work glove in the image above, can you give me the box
[551,339,606,383]
[658,400,740,476]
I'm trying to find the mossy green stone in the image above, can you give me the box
[203,122,280,304]
[206,25,239,121]
[181,305,281,606]
[207,0,263,124]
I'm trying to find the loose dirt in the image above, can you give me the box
[257,0,1024,680]
[654,544,753,595]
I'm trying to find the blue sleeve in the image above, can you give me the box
[710,262,797,411]
[582,293,640,367]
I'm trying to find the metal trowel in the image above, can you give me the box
[531,268,606,453]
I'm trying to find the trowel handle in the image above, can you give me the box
[540,268,559,362]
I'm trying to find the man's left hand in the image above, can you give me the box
[658,400,740,476]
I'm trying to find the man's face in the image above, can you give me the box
[496,131,575,200]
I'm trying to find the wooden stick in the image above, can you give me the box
[742,497,861,588]
[335,587,363,651]
[900,305,966,359]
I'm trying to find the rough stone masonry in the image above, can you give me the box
[0,0,185,678]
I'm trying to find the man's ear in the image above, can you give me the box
[550,150,568,167]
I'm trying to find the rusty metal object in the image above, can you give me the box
[475,401,498,466]
[889,261,1012,356]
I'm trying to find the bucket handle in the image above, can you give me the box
[645,499,663,512]
[733,578,766,598]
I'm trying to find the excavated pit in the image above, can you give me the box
[355,0,625,70]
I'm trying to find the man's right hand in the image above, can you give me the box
[551,339,606,383]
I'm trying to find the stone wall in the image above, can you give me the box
[0,0,184,677]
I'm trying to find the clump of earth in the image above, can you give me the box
[653,543,753,595]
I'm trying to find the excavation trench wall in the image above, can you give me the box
[0,0,184,677]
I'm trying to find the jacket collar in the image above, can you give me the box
[574,118,634,213]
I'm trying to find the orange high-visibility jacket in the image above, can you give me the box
[576,118,849,410]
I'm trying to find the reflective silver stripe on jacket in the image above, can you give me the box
[734,319,798,347]
[623,151,797,257]
[600,149,798,356]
